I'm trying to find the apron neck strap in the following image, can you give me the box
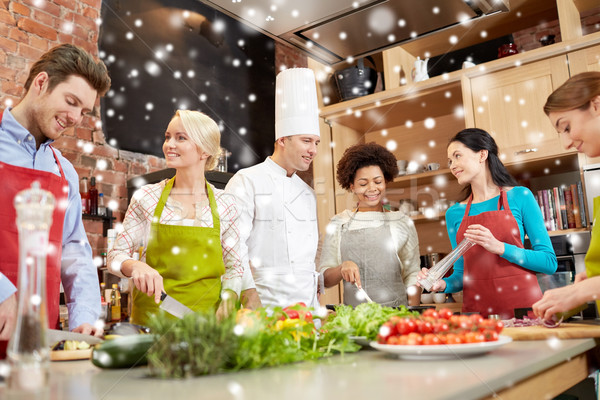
[464,188,506,215]
[48,146,66,180]
[153,177,220,230]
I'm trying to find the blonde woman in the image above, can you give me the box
[108,110,243,325]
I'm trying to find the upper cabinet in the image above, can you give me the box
[466,55,573,165]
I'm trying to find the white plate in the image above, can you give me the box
[370,335,512,360]
[349,336,371,347]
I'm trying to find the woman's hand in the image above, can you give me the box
[463,224,504,255]
[340,261,362,288]
[532,285,582,321]
[574,271,588,284]
[129,261,164,304]
[416,268,446,292]
[216,290,238,320]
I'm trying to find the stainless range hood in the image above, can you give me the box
[198,0,509,65]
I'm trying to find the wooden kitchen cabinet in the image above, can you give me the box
[310,9,600,303]
[467,56,573,165]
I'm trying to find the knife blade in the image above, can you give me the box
[47,329,103,345]
[159,292,194,319]
[355,283,374,303]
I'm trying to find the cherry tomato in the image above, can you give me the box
[438,308,453,320]
[469,314,484,323]
[493,320,504,334]
[433,321,449,334]
[464,332,485,343]
[397,335,409,345]
[284,309,299,319]
[445,333,463,345]
[405,332,423,346]
[422,334,441,345]
[422,309,439,319]
[387,336,400,345]
[483,330,499,342]
[418,321,433,334]
[395,318,417,335]
[378,321,396,340]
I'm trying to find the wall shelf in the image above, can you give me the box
[83,211,114,237]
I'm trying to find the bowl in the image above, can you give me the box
[420,293,433,304]
[433,293,447,304]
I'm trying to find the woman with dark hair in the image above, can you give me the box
[319,142,421,307]
[533,72,600,321]
[418,128,557,318]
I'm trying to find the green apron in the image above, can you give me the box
[131,177,225,326]
[584,196,600,312]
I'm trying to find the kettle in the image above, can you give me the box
[412,57,429,83]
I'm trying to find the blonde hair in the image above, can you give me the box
[174,110,222,170]
[544,71,600,115]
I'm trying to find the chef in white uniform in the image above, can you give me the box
[226,68,321,309]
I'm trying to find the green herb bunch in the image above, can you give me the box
[324,303,417,340]
[145,306,359,378]
[147,311,239,378]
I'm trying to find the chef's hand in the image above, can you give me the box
[128,261,164,304]
[340,261,362,288]
[463,224,504,255]
[216,290,238,321]
[416,268,446,292]
[574,271,588,284]
[72,322,103,338]
[0,293,17,340]
[532,285,581,321]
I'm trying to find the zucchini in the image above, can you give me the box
[91,334,155,369]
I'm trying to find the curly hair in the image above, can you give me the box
[336,142,399,190]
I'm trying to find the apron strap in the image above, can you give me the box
[153,177,175,219]
[48,146,66,181]
[206,182,220,232]
[463,188,508,217]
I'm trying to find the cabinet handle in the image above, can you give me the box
[514,148,538,155]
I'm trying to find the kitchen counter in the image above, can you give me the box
[1,338,597,400]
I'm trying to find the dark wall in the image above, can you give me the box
[99,0,275,172]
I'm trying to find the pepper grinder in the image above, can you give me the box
[7,181,55,391]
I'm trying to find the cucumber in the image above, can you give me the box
[91,334,155,369]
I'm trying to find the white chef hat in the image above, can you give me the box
[275,68,320,140]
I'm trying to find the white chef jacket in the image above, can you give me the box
[225,157,319,308]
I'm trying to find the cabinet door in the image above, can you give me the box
[470,56,572,165]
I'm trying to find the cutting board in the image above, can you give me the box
[502,323,600,341]
[50,348,93,361]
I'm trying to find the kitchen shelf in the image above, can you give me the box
[320,70,463,132]
[390,168,453,189]
[547,228,590,237]
[82,211,114,237]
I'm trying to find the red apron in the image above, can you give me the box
[457,190,542,319]
[0,110,67,357]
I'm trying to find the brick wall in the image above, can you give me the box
[0,0,166,257]
[513,7,600,52]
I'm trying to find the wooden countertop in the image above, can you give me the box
[2,338,595,400]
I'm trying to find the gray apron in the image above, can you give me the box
[340,217,408,307]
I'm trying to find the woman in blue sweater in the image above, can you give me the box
[418,128,557,318]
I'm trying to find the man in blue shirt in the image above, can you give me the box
[0,44,111,344]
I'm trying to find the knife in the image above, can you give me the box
[159,292,194,319]
[354,283,374,303]
[47,329,103,345]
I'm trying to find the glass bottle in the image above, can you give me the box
[88,177,98,216]
[111,283,121,322]
[80,177,89,214]
[97,193,106,216]
[7,181,55,391]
